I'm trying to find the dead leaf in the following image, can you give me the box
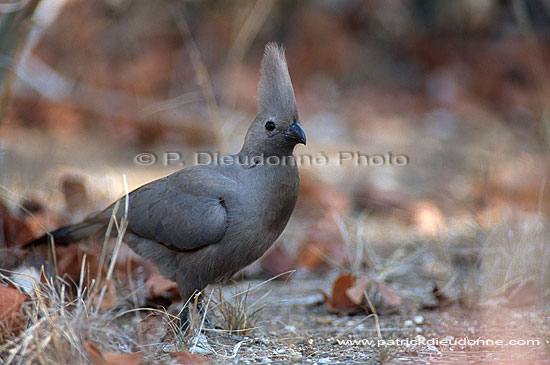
[55,245,104,285]
[85,341,143,365]
[322,273,361,315]
[323,274,403,315]
[169,351,210,364]
[85,341,109,365]
[0,201,33,248]
[0,285,27,339]
[145,271,181,302]
[345,276,374,305]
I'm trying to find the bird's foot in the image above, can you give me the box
[178,302,213,335]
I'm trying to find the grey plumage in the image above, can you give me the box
[25,43,306,309]
[258,43,298,122]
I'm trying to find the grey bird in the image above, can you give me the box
[24,42,306,327]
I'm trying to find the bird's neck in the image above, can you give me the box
[237,145,295,160]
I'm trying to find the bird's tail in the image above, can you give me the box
[23,222,104,249]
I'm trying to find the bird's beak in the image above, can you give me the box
[284,122,306,145]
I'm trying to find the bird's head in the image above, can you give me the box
[241,43,306,157]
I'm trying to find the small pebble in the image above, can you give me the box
[290,354,303,362]
[285,325,296,333]
[413,315,424,325]
[404,320,414,327]
[415,326,423,333]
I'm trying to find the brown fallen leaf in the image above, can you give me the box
[347,277,402,314]
[321,273,362,315]
[0,285,27,339]
[85,341,143,365]
[145,271,181,303]
[323,273,403,315]
[345,276,374,305]
[55,244,105,286]
[0,201,34,248]
[169,351,210,364]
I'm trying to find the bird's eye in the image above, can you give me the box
[265,121,275,131]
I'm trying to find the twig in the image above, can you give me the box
[364,290,382,340]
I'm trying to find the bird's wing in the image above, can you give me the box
[121,166,236,252]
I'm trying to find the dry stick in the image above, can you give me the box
[94,175,129,314]
[47,233,59,292]
[364,290,383,340]
[188,291,200,338]
[77,253,87,307]
[218,284,226,325]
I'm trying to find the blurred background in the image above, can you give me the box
[1,0,550,362]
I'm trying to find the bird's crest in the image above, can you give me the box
[258,43,297,121]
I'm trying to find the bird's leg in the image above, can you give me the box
[179,307,192,335]
[178,292,213,334]
[196,300,213,328]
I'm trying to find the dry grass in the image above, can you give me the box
[2,188,549,364]
[478,213,550,304]
[0,270,134,364]
[209,284,265,336]
[0,177,142,364]
[1,213,549,363]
